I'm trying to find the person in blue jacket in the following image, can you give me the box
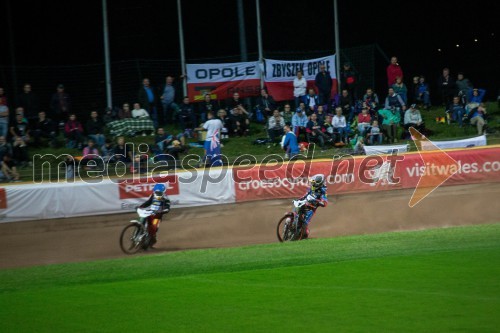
[282,124,299,159]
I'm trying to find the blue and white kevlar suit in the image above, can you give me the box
[299,185,328,225]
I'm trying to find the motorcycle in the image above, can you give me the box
[119,208,163,254]
[276,197,315,242]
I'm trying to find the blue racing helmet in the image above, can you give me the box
[153,184,166,198]
[310,174,325,191]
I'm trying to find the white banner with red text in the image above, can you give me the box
[0,169,235,223]
[186,61,261,102]
[264,55,337,102]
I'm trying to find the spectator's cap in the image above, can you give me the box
[473,88,479,91]
[296,108,302,113]
[57,84,64,89]
[410,103,417,108]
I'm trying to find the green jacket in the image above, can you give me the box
[378,108,400,125]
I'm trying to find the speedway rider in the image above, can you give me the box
[138,183,171,245]
[298,174,328,237]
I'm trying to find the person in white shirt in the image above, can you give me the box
[267,109,285,146]
[132,103,150,118]
[198,111,223,166]
[332,107,348,145]
[293,70,307,109]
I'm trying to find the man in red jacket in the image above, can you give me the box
[387,56,403,88]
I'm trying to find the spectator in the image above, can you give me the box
[296,101,308,115]
[118,103,132,119]
[0,87,7,107]
[340,62,360,100]
[293,70,307,108]
[363,88,380,112]
[132,103,150,118]
[392,76,408,104]
[226,92,244,111]
[378,107,400,143]
[357,107,372,138]
[315,64,333,105]
[113,136,132,163]
[9,112,30,144]
[17,83,39,124]
[291,108,308,139]
[102,107,116,124]
[13,133,31,167]
[81,139,102,170]
[306,113,327,151]
[86,111,105,146]
[304,88,319,113]
[367,120,383,145]
[178,97,197,137]
[410,76,420,104]
[101,138,114,163]
[199,111,223,166]
[159,76,179,124]
[384,87,406,122]
[32,111,57,148]
[316,105,326,124]
[231,105,250,136]
[467,88,486,104]
[137,78,158,126]
[416,77,431,110]
[282,124,299,159]
[322,115,335,142]
[64,114,84,149]
[386,56,403,87]
[447,96,466,126]
[468,103,487,135]
[0,102,8,138]
[404,104,425,133]
[456,73,473,103]
[131,154,148,175]
[0,136,12,161]
[332,107,348,145]
[438,68,455,106]
[353,137,365,155]
[282,103,293,124]
[257,89,276,119]
[267,110,285,146]
[217,109,231,139]
[1,154,19,181]
[339,89,355,123]
[198,93,219,123]
[50,84,71,124]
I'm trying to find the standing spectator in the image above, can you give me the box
[86,111,105,146]
[267,110,285,146]
[340,62,360,100]
[386,56,403,87]
[315,64,333,105]
[469,103,487,135]
[378,107,400,143]
[0,102,8,138]
[64,114,84,149]
[198,93,219,123]
[416,77,431,110]
[438,68,455,106]
[291,108,308,139]
[231,105,250,136]
[404,104,425,133]
[384,87,406,123]
[410,76,420,105]
[304,88,319,113]
[0,87,7,107]
[137,78,158,127]
[217,109,231,139]
[332,107,348,145]
[159,76,179,124]
[178,97,197,137]
[282,103,293,124]
[392,77,408,104]
[256,88,276,119]
[9,112,30,144]
[199,111,223,166]
[339,89,355,123]
[17,83,39,124]
[293,70,307,108]
[456,73,473,103]
[32,111,57,148]
[118,103,132,119]
[306,113,327,151]
[357,107,372,138]
[447,96,466,127]
[282,124,299,159]
[50,84,71,124]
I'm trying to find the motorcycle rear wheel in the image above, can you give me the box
[120,223,147,254]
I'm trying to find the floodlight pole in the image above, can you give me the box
[177,0,187,96]
[237,0,248,62]
[334,0,341,91]
[102,0,113,109]
[256,0,264,88]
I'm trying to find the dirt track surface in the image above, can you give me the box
[1,183,499,269]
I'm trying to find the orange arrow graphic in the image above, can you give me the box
[409,127,459,207]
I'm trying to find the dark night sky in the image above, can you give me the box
[2,0,499,95]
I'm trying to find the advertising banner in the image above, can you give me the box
[421,135,487,151]
[186,61,261,101]
[264,55,337,101]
